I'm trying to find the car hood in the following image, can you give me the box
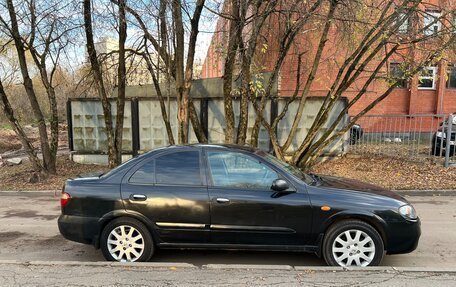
[315,175,406,201]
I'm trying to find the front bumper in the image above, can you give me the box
[58,214,101,247]
[385,217,421,254]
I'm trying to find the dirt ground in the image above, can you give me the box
[0,124,106,190]
[0,128,22,153]
[0,155,108,190]
[311,154,456,190]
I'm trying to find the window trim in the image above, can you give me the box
[417,66,437,90]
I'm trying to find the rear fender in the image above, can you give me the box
[95,210,158,249]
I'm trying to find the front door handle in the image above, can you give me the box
[130,194,147,201]
[216,198,230,204]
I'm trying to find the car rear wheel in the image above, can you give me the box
[322,220,384,267]
[100,217,154,262]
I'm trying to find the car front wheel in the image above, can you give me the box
[100,217,154,262]
[322,220,384,267]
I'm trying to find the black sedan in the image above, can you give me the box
[58,144,420,267]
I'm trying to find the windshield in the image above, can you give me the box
[263,153,314,184]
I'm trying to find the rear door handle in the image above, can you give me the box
[130,194,147,201]
[216,198,230,204]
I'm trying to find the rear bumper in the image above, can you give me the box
[385,217,421,254]
[58,215,101,247]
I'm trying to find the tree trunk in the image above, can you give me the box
[172,0,187,144]
[222,0,241,144]
[83,0,116,167]
[145,58,175,145]
[30,56,59,174]
[115,0,127,164]
[236,58,250,145]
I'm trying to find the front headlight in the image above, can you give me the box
[399,204,417,220]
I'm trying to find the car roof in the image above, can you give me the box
[197,143,264,152]
[166,143,259,152]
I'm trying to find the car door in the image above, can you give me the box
[205,149,312,246]
[121,149,210,244]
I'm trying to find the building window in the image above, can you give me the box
[423,11,442,36]
[418,66,437,90]
[447,66,456,89]
[390,63,408,88]
[397,12,410,34]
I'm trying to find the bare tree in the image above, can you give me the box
[113,0,208,144]
[216,0,455,167]
[0,0,76,176]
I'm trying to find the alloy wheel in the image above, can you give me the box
[332,229,376,267]
[107,225,145,262]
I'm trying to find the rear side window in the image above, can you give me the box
[156,151,202,186]
[129,160,155,184]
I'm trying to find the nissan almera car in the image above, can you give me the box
[58,144,420,266]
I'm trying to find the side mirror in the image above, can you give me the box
[271,179,290,192]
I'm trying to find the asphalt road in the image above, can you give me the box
[0,191,455,268]
[0,263,455,287]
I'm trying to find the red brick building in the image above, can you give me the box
[201,0,456,132]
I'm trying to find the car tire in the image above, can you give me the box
[322,220,384,267]
[100,217,154,262]
[432,143,441,156]
[431,135,441,156]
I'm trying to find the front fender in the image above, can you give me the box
[315,210,389,256]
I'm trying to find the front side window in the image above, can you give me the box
[423,11,442,36]
[155,151,202,186]
[447,66,456,88]
[207,151,278,190]
[418,66,437,89]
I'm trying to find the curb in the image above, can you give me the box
[204,264,293,270]
[0,260,455,273]
[0,190,59,194]
[0,260,197,269]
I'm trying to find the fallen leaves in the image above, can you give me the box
[311,154,456,190]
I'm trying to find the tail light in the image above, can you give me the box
[61,187,71,208]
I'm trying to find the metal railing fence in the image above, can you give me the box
[349,114,455,167]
